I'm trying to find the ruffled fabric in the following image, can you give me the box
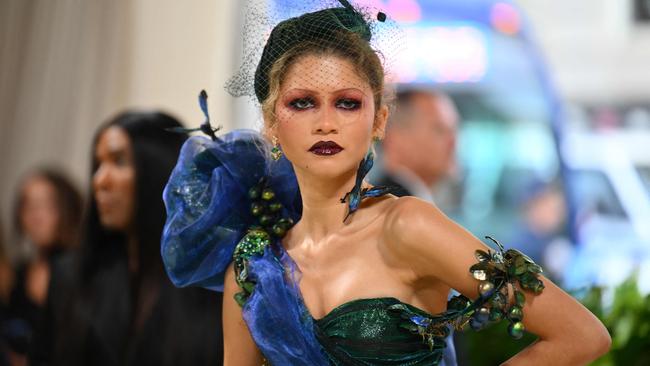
[161,130,300,291]
[243,245,329,364]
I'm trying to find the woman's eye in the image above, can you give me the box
[112,153,129,167]
[336,98,361,110]
[289,98,315,110]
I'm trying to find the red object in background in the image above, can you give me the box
[490,2,521,35]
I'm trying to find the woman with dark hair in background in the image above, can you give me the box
[5,169,82,364]
[34,111,223,366]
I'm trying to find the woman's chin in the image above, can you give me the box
[294,154,359,179]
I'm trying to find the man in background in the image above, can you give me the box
[378,89,459,204]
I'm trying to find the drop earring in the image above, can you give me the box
[271,136,282,161]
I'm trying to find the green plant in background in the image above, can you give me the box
[459,273,650,365]
[580,274,650,366]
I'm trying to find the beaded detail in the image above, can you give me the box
[233,178,294,306]
[389,236,544,351]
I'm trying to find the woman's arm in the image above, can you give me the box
[384,197,611,366]
[223,262,264,366]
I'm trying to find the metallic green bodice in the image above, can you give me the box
[314,298,445,365]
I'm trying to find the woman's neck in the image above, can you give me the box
[293,168,358,243]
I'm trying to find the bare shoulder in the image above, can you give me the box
[380,195,488,286]
[383,196,449,252]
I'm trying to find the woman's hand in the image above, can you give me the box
[384,196,611,366]
[223,262,264,366]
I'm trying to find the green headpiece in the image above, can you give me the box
[253,1,377,103]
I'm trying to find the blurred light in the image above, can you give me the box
[394,23,489,83]
[490,2,521,35]
[593,107,620,130]
[355,0,422,23]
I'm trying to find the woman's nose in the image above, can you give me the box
[313,105,339,134]
[93,164,111,191]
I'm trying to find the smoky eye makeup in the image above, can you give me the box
[288,96,316,110]
[282,88,368,112]
[334,88,367,111]
[335,98,362,110]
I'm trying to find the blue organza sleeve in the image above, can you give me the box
[161,129,300,291]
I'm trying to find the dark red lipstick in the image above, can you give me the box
[309,141,343,156]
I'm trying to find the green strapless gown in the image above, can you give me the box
[314,297,449,365]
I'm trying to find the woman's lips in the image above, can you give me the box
[309,141,343,156]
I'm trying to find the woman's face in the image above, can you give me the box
[93,126,136,232]
[20,176,60,248]
[271,54,386,180]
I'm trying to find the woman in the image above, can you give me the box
[37,112,223,366]
[5,169,82,362]
[162,1,610,365]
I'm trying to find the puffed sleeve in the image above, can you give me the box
[161,130,301,291]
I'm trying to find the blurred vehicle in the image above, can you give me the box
[562,127,650,292]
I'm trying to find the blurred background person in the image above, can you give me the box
[3,169,82,365]
[377,89,459,205]
[33,112,223,366]
[510,180,569,267]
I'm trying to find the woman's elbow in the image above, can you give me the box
[589,325,611,359]
[573,321,611,363]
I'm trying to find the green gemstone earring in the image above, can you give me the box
[271,136,282,161]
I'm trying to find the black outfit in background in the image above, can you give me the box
[5,265,41,356]
[31,252,224,366]
[0,299,9,366]
[5,266,40,357]
[4,251,64,359]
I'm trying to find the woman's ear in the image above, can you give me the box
[373,105,389,140]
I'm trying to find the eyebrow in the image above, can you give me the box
[95,146,127,161]
[283,87,367,96]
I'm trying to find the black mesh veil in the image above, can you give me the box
[225,0,404,105]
